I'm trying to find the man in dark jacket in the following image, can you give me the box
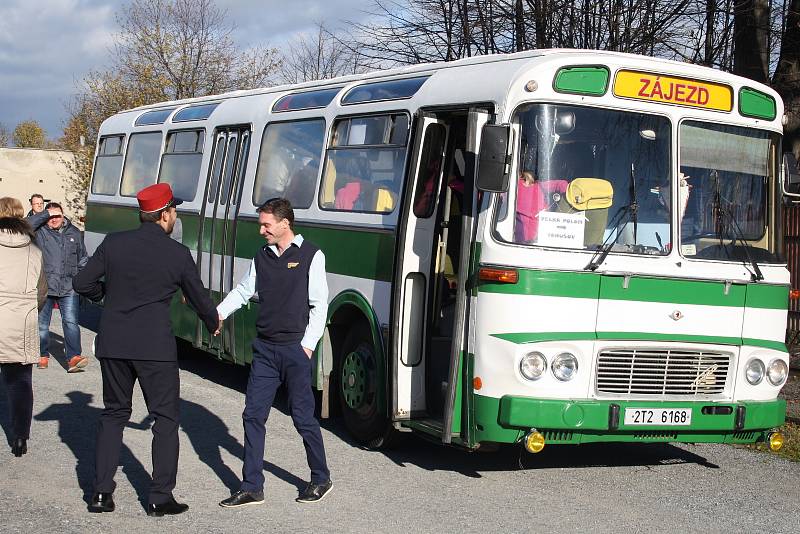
[73,183,219,517]
[27,201,88,372]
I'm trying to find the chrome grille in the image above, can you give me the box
[595,348,732,397]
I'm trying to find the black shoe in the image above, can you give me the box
[88,492,115,513]
[11,438,27,457]
[296,480,333,503]
[146,497,189,517]
[219,490,265,508]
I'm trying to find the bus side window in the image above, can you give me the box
[253,119,326,208]
[159,129,204,202]
[120,131,162,197]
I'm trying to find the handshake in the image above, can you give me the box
[213,314,223,336]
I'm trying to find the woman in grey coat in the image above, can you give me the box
[0,197,47,456]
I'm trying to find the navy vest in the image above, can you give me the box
[254,239,319,344]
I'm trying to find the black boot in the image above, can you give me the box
[11,438,27,457]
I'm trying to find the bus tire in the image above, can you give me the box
[336,321,398,449]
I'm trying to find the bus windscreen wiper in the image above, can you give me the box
[586,163,638,271]
[711,170,764,281]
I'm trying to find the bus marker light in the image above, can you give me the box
[473,377,482,390]
[524,430,545,453]
[790,289,800,300]
[768,431,785,451]
[478,267,518,284]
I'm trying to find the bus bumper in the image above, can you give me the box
[473,394,786,445]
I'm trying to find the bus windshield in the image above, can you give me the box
[679,121,782,263]
[495,104,671,255]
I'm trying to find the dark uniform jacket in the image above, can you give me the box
[27,211,88,297]
[73,222,217,361]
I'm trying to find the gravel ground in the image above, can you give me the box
[2,310,800,534]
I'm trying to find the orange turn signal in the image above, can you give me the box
[473,377,483,390]
[790,289,800,300]
[478,267,519,284]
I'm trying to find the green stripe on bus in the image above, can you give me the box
[85,203,396,282]
[491,331,787,352]
[745,283,789,309]
[478,269,600,298]
[478,268,787,310]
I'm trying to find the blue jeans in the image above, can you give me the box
[39,294,82,359]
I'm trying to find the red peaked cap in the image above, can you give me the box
[136,183,183,212]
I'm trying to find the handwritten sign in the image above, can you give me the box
[536,211,586,249]
[614,70,733,112]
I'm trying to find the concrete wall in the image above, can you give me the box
[0,147,82,228]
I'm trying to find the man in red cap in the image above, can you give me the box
[73,182,219,517]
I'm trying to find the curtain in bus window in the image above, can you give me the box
[158,130,204,201]
[681,123,770,176]
[120,132,162,196]
[253,120,326,209]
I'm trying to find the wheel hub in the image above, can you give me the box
[341,350,369,410]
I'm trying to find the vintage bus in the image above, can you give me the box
[84,49,790,452]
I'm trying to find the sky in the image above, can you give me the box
[0,0,368,140]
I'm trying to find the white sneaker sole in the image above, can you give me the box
[219,499,264,508]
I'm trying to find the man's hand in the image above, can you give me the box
[47,208,61,218]
[214,314,223,336]
[303,347,313,359]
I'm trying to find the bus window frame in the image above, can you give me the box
[119,130,165,198]
[251,116,328,209]
[157,127,206,203]
[318,110,411,215]
[91,134,126,196]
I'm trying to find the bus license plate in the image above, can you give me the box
[624,408,692,426]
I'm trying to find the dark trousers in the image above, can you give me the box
[0,363,33,440]
[241,339,330,492]
[95,358,179,505]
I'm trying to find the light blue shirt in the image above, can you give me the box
[217,234,329,351]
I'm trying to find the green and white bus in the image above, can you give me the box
[85,49,791,452]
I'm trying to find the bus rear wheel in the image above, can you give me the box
[336,322,397,449]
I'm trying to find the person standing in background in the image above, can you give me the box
[27,202,88,372]
[27,194,45,217]
[0,197,47,457]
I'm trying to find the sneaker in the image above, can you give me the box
[296,480,333,503]
[37,356,49,369]
[219,490,265,508]
[67,355,88,373]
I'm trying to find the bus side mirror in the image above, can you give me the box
[783,152,800,197]
[477,124,511,192]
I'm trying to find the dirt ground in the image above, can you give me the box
[780,371,800,422]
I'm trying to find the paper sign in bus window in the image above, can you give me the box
[536,211,586,248]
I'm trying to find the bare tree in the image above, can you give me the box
[115,0,280,99]
[773,0,800,156]
[733,0,771,82]
[279,23,365,84]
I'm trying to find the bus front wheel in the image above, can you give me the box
[336,322,397,449]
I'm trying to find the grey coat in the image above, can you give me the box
[27,211,88,297]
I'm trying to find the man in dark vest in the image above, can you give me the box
[217,197,332,508]
[73,183,219,516]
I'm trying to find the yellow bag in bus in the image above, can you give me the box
[565,178,613,211]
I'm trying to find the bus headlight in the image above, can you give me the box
[520,352,547,381]
[745,358,765,385]
[767,359,788,386]
[551,352,578,381]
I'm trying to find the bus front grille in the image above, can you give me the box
[595,349,732,397]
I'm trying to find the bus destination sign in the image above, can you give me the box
[613,70,733,112]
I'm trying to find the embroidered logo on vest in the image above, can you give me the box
[287,262,299,268]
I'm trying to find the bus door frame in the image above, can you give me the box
[391,112,450,420]
[196,125,251,361]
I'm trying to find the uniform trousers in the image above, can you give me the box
[0,363,33,439]
[95,358,179,505]
[240,339,330,493]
